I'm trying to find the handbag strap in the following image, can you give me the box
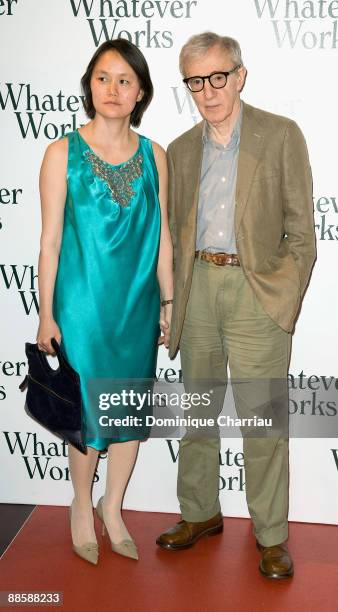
[19,375,28,391]
[50,337,77,376]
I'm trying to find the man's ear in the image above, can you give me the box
[237,67,247,93]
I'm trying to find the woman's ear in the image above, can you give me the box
[136,89,144,102]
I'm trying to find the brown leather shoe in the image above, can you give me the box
[156,513,223,550]
[257,541,294,579]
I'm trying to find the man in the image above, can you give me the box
[156,32,316,579]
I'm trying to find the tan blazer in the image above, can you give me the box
[167,101,316,359]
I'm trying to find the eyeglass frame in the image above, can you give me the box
[183,64,243,92]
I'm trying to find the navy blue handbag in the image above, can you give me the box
[19,337,87,454]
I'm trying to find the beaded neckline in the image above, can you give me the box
[77,129,142,167]
[77,131,143,208]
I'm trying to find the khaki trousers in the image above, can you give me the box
[178,257,292,546]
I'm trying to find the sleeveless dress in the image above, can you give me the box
[53,130,161,451]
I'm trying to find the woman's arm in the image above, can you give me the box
[152,141,173,349]
[36,138,68,354]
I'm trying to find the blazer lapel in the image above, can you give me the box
[235,102,265,234]
[185,121,204,221]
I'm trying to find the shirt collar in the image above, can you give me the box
[202,100,243,151]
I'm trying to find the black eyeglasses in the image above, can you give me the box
[183,64,242,92]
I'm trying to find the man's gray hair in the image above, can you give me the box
[179,32,243,76]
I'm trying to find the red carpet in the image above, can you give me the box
[0,507,337,612]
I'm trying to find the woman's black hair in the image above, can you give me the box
[81,39,153,127]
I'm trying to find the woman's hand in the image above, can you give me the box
[158,304,172,348]
[152,142,173,351]
[36,318,61,354]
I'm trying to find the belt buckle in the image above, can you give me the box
[228,254,235,266]
[228,254,239,266]
[212,253,225,266]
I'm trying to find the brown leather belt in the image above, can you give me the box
[195,250,241,266]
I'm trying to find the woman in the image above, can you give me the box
[37,39,173,565]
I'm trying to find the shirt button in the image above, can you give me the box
[220,204,225,209]
[221,177,226,183]
[218,231,224,236]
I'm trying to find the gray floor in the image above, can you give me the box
[0,504,35,557]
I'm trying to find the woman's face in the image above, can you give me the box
[90,50,143,120]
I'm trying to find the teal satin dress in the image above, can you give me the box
[53,130,161,451]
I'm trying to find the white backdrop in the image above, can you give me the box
[1,0,338,525]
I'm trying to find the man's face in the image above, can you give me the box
[183,45,245,126]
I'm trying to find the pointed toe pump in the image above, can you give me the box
[69,500,98,565]
[96,496,138,560]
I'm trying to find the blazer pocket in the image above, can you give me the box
[266,252,301,289]
[251,172,281,183]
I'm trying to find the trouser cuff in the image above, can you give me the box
[255,523,288,547]
[180,499,221,522]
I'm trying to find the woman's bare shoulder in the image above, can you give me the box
[151,140,167,172]
[42,135,69,165]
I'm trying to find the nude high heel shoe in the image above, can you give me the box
[96,496,138,560]
[69,499,99,565]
